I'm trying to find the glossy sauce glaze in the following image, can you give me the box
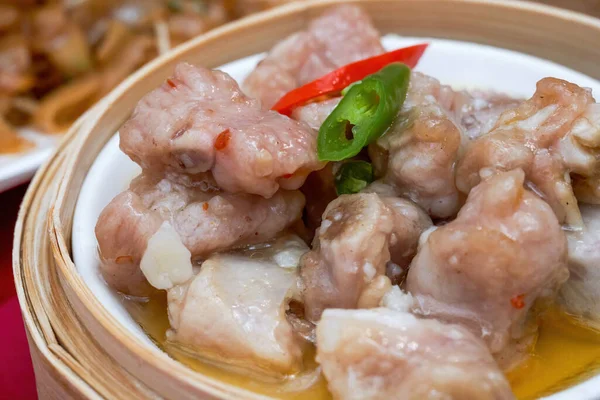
[121,293,600,400]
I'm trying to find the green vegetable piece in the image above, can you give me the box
[335,161,374,195]
[341,80,361,96]
[317,63,410,162]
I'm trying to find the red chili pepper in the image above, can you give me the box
[271,43,428,116]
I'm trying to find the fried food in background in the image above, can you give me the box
[0,0,296,153]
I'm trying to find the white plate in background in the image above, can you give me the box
[0,129,59,192]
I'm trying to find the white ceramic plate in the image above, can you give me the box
[72,35,600,399]
[0,129,59,193]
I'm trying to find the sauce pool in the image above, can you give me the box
[507,309,600,399]
[122,294,600,399]
[121,293,331,399]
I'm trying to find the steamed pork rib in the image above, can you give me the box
[167,236,308,375]
[406,169,569,361]
[96,191,161,296]
[410,73,521,140]
[316,308,514,400]
[119,63,323,198]
[362,181,433,276]
[456,78,600,226]
[460,91,522,140]
[366,73,518,219]
[369,73,466,219]
[95,174,305,296]
[243,4,384,108]
[301,193,393,322]
[298,163,433,239]
[301,191,431,321]
[560,205,600,328]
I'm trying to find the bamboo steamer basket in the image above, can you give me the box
[13,0,600,399]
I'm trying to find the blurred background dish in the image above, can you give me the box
[0,0,240,137]
[0,0,292,192]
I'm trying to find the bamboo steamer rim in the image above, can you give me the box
[14,0,600,399]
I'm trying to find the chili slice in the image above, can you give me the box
[334,161,374,195]
[317,63,410,162]
[271,43,428,116]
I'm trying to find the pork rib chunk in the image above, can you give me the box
[316,308,514,400]
[406,169,568,365]
[362,181,432,277]
[243,5,384,108]
[300,193,393,322]
[120,63,323,198]
[456,78,600,226]
[96,174,305,296]
[167,235,308,376]
[301,191,431,322]
[368,73,468,219]
[367,72,521,219]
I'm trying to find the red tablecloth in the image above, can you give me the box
[0,184,38,400]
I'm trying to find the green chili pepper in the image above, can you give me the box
[335,161,374,195]
[341,80,361,96]
[317,63,410,162]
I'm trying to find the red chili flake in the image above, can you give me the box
[214,129,231,150]
[202,202,209,211]
[115,255,134,264]
[510,294,525,309]
[282,173,293,179]
[166,78,177,88]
